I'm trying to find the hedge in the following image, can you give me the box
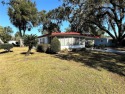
[50,37,61,53]
[36,44,50,53]
[0,44,13,52]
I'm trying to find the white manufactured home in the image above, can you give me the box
[38,32,99,50]
[94,38,115,47]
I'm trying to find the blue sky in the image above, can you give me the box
[0,0,69,36]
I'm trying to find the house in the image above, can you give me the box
[38,32,99,50]
[94,37,115,47]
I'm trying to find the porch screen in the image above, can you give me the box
[58,37,65,46]
[64,37,72,46]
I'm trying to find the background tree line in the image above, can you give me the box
[0,26,13,43]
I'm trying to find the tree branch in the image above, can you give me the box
[85,20,116,40]
[109,19,118,39]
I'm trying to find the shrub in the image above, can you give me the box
[60,48,69,53]
[42,44,50,53]
[0,43,13,51]
[80,48,86,51]
[50,37,61,53]
[99,44,105,49]
[36,44,50,53]
[86,40,94,48]
[36,44,42,52]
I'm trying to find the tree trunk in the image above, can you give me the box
[0,38,4,44]
[26,46,32,56]
[115,38,123,47]
[19,28,24,47]
[20,38,24,47]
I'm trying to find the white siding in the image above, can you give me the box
[59,37,65,46]
[58,36,85,50]
[94,38,115,46]
[94,38,107,46]
[38,36,85,50]
[38,37,48,44]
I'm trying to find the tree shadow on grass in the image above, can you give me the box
[0,50,13,54]
[54,51,125,76]
[20,52,34,55]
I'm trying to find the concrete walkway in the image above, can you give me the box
[93,48,125,54]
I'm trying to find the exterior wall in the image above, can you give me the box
[94,38,115,46]
[38,36,85,50]
[94,38,108,46]
[57,36,85,50]
[107,39,115,46]
[38,37,48,44]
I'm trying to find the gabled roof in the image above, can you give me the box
[38,32,100,38]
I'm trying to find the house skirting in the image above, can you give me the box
[61,45,85,50]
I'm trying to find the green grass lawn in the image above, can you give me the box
[0,47,125,94]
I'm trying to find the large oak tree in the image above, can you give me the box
[38,10,61,35]
[51,0,125,46]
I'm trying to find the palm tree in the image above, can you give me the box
[24,34,37,56]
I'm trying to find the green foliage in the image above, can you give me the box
[36,44,42,52]
[14,31,21,42]
[50,0,125,46]
[8,0,38,38]
[0,43,13,51]
[24,34,37,55]
[50,37,61,53]
[42,22,61,34]
[98,44,106,49]
[65,27,71,32]
[36,44,50,53]
[24,34,37,47]
[38,10,61,34]
[8,0,38,47]
[86,40,94,48]
[89,25,105,36]
[0,26,13,43]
